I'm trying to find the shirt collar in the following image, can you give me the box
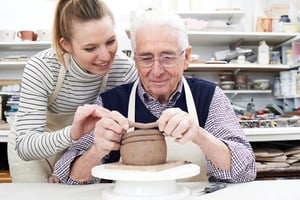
[137,78,183,105]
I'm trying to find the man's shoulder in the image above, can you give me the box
[185,77,217,88]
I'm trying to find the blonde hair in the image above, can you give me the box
[52,0,115,67]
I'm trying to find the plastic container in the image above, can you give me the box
[281,82,290,96]
[258,40,270,65]
[280,70,291,83]
[252,79,270,90]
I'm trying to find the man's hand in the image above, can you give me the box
[93,111,129,154]
[157,107,200,144]
[48,175,59,183]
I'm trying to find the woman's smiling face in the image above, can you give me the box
[61,15,118,74]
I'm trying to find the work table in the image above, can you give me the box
[0,179,299,200]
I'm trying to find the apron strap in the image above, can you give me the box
[47,54,69,106]
[182,77,199,124]
[99,73,109,94]
[127,78,139,132]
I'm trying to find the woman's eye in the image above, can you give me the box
[84,47,96,52]
[107,39,116,46]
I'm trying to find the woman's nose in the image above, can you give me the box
[96,47,110,60]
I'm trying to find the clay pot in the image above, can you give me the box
[120,121,167,166]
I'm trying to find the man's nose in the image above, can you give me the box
[151,59,165,75]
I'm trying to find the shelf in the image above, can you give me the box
[188,31,298,46]
[0,92,20,96]
[0,61,27,69]
[223,90,272,94]
[177,10,245,21]
[290,62,300,70]
[187,63,290,72]
[0,131,8,143]
[244,127,300,142]
[274,95,300,99]
[0,41,51,50]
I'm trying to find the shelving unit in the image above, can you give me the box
[0,41,51,144]
[180,10,300,144]
[181,10,300,180]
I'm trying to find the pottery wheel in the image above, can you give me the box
[92,160,200,181]
[91,161,200,200]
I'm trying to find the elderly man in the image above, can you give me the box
[53,10,256,184]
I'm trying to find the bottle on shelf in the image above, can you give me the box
[246,98,256,115]
[295,67,300,95]
[258,40,270,65]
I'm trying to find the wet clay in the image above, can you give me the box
[120,121,167,165]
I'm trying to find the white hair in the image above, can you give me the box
[130,10,189,52]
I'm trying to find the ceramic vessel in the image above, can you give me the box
[120,122,167,166]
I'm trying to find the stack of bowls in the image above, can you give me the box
[219,72,235,90]
[235,75,248,90]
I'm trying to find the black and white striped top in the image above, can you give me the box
[15,48,138,160]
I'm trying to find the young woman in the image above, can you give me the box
[7,0,137,182]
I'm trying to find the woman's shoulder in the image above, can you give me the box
[112,51,134,65]
[23,48,61,84]
[32,48,57,62]
[26,48,60,72]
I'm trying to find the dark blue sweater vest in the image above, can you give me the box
[100,77,216,166]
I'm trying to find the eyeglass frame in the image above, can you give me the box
[134,50,185,68]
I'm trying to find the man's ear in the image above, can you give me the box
[183,46,192,70]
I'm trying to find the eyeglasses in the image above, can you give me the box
[134,50,185,68]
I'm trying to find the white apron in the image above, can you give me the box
[127,78,208,181]
[7,55,108,182]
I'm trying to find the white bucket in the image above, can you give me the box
[280,71,290,83]
[290,82,296,96]
[280,83,290,96]
[290,70,298,83]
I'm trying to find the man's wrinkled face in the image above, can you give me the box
[134,25,190,103]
